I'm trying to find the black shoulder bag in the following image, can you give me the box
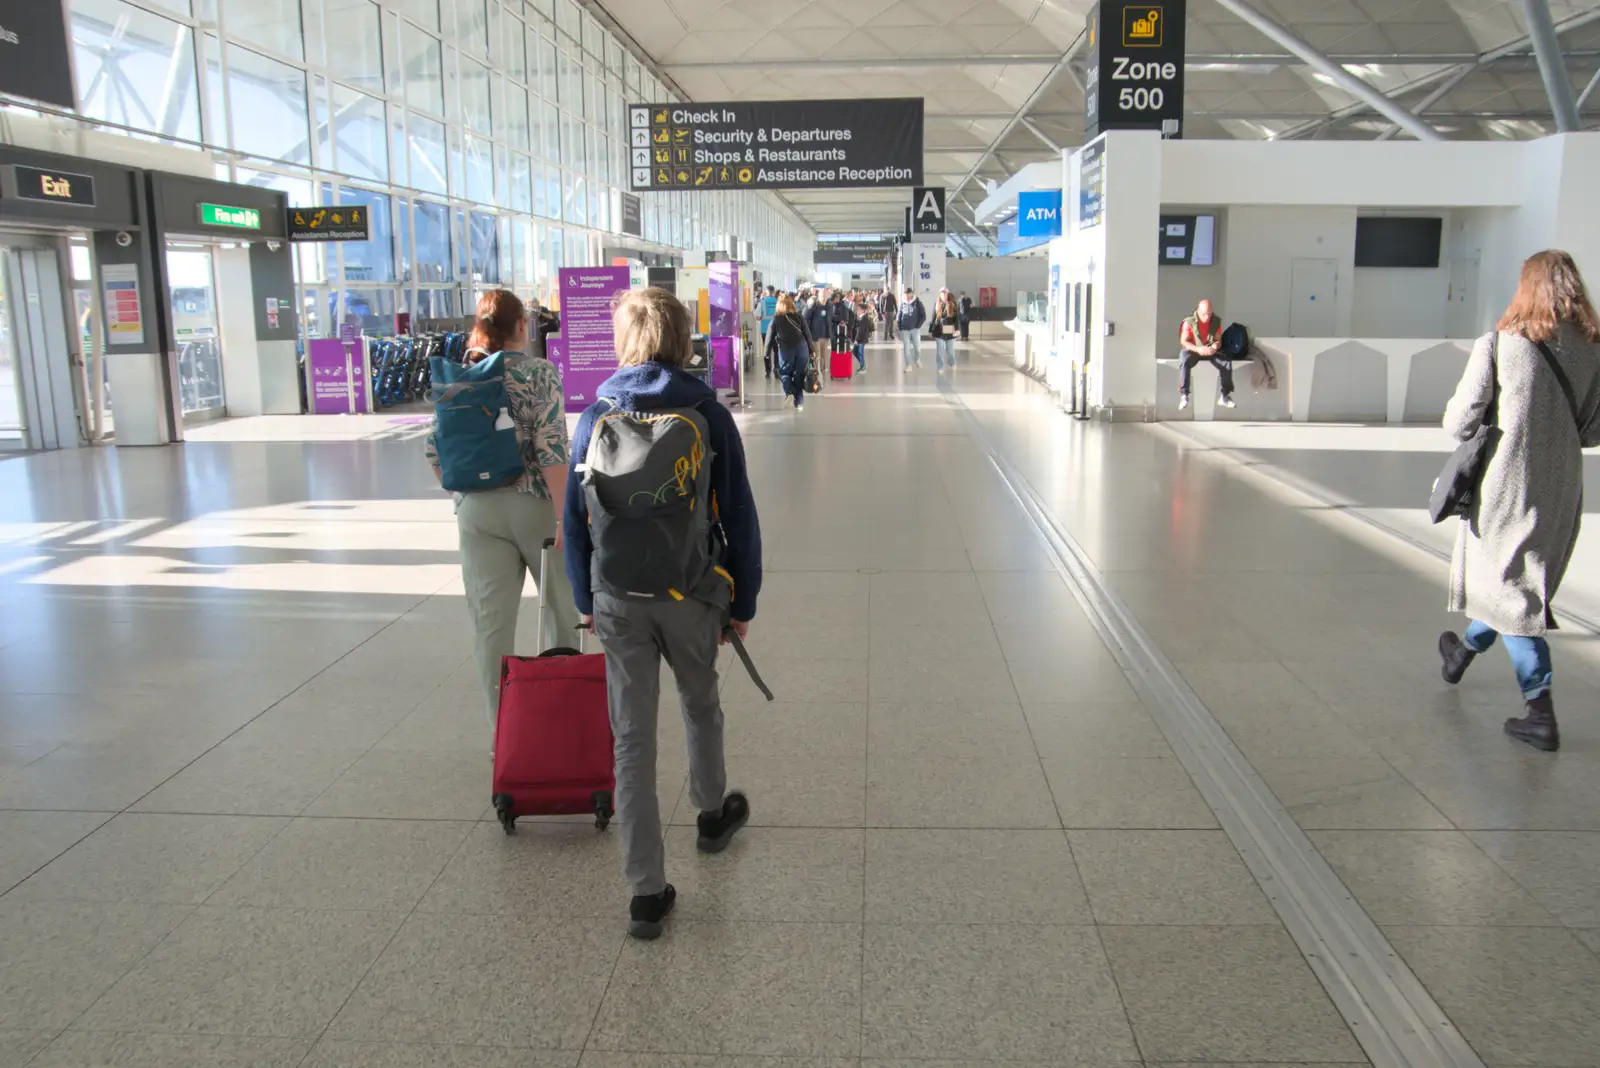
[1429,333,1499,524]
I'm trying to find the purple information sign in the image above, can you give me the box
[547,265,632,412]
[709,336,735,391]
[707,261,739,338]
[307,338,368,414]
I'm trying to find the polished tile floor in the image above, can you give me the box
[1,343,1598,1067]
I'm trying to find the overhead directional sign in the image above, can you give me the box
[0,0,76,110]
[288,205,371,242]
[9,165,96,207]
[628,99,923,192]
[814,240,895,265]
[910,186,945,243]
[1084,1,1187,139]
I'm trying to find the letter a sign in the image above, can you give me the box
[911,186,945,242]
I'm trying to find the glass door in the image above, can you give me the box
[0,245,20,445]
[70,241,112,440]
[165,247,226,419]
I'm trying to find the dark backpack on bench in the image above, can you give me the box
[1220,322,1251,360]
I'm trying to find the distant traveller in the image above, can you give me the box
[1177,299,1235,410]
[958,290,974,340]
[897,286,926,370]
[757,285,778,378]
[879,288,898,342]
[852,298,874,372]
[804,290,832,375]
[765,292,814,411]
[931,289,960,374]
[1438,249,1600,752]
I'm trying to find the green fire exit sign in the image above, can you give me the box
[199,203,261,229]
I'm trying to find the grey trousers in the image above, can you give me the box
[592,592,727,896]
[457,487,579,730]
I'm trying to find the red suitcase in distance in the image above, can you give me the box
[830,347,854,381]
[490,542,614,834]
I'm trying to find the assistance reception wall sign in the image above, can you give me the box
[628,98,923,192]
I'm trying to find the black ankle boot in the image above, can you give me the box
[1438,632,1477,685]
[1505,694,1560,752]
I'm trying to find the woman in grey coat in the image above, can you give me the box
[1438,250,1600,751]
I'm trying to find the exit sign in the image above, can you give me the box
[199,203,261,229]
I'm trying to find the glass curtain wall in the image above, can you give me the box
[59,0,815,333]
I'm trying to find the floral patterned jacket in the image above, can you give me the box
[424,352,569,500]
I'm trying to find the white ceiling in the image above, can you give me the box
[594,0,1600,232]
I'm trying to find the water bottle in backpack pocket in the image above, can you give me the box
[429,352,524,492]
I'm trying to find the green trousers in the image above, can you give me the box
[456,486,580,729]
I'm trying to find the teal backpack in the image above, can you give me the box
[429,352,524,492]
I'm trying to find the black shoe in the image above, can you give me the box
[628,884,676,940]
[696,791,750,854]
[1505,694,1560,752]
[1438,631,1477,685]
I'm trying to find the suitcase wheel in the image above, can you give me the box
[492,793,516,835]
[593,791,614,832]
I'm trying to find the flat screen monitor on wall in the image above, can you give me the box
[1355,217,1442,268]
[1159,215,1215,266]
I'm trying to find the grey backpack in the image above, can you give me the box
[580,402,727,607]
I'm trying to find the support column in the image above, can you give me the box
[1522,0,1582,131]
[94,226,178,446]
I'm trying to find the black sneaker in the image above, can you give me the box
[696,791,750,854]
[628,884,676,940]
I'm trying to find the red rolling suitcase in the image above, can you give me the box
[490,539,614,834]
[830,323,854,380]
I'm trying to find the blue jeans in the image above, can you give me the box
[899,332,920,368]
[853,342,866,370]
[776,344,808,405]
[934,337,955,370]
[1464,620,1553,699]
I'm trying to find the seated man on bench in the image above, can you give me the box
[1178,299,1235,411]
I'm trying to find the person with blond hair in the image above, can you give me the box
[1437,250,1600,751]
[563,286,763,937]
[931,289,960,373]
[424,288,577,736]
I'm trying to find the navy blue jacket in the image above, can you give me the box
[897,297,927,331]
[563,363,763,622]
[803,301,831,342]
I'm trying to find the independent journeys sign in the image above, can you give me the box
[627,98,923,192]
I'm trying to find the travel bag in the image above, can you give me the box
[490,538,614,834]
[830,346,854,380]
[1429,333,1497,524]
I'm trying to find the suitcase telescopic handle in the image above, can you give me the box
[536,537,586,652]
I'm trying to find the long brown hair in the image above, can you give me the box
[775,293,798,315]
[1498,250,1600,344]
[466,288,527,361]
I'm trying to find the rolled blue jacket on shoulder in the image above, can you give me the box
[563,362,763,622]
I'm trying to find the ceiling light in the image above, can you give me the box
[1188,62,1280,73]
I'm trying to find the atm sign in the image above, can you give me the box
[10,165,97,207]
[199,203,261,229]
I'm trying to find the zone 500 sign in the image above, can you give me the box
[1084,0,1186,139]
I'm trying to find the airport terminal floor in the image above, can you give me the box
[3,341,1600,1068]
